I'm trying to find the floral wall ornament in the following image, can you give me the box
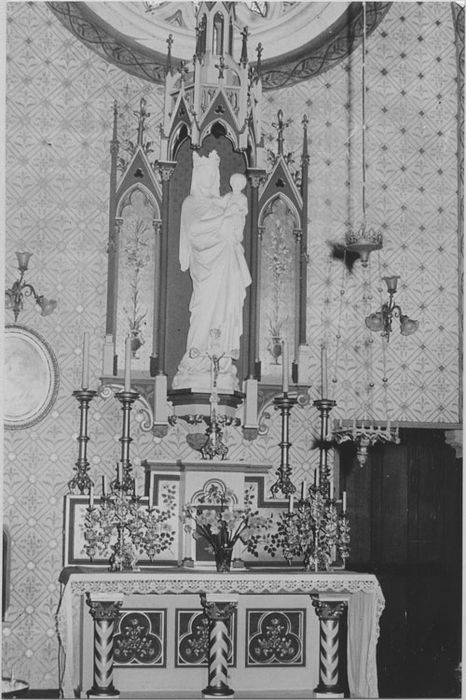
[260,197,296,373]
[118,189,157,364]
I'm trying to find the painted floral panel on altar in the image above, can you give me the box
[114,608,166,667]
[246,609,306,667]
[176,609,236,667]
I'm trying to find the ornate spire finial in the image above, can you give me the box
[302,114,309,163]
[240,26,249,66]
[166,34,173,74]
[112,100,118,139]
[272,109,291,157]
[256,42,263,76]
[134,97,150,147]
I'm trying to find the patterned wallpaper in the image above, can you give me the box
[3,1,462,688]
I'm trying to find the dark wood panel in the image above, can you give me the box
[342,428,462,698]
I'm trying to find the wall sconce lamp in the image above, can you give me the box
[365,275,418,341]
[5,252,57,323]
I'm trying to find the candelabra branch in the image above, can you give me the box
[277,488,350,571]
[270,393,298,497]
[84,467,176,571]
[68,389,97,494]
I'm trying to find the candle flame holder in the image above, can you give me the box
[271,395,349,570]
[68,389,97,494]
[270,393,297,497]
[313,398,336,486]
[115,389,139,489]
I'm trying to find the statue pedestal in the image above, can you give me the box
[168,389,245,422]
[142,459,271,567]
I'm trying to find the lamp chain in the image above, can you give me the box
[361,1,367,224]
[331,252,348,391]
[361,263,375,420]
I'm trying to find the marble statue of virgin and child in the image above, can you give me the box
[172,150,251,393]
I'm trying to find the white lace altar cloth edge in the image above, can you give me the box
[56,568,385,699]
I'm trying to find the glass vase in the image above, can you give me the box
[214,545,233,572]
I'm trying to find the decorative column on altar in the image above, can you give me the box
[85,593,124,698]
[200,593,238,698]
[311,596,348,698]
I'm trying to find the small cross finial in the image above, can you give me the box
[272,109,291,156]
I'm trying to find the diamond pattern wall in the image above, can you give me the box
[3,2,462,689]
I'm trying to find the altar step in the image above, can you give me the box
[117,692,318,699]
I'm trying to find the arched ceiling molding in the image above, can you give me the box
[46,2,392,90]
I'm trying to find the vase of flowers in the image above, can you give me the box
[214,545,234,572]
[182,492,273,572]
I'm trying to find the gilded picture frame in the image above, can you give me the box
[4,324,59,430]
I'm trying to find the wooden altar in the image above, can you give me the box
[56,567,384,699]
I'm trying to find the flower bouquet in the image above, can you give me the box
[182,489,273,571]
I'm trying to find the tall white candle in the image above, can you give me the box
[288,494,294,513]
[124,335,132,392]
[89,485,94,508]
[148,481,154,507]
[282,340,289,393]
[329,480,334,500]
[321,344,328,398]
[342,491,347,513]
[82,332,90,390]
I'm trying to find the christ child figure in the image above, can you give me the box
[220,173,248,243]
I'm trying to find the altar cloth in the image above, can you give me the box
[56,567,385,698]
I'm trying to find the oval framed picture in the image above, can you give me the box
[4,324,59,430]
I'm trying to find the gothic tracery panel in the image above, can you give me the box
[116,186,159,371]
[258,196,300,381]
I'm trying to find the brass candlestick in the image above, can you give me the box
[115,389,139,491]
[313,398,336,489]
[68,389,97,494]
[270,393,297,497]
